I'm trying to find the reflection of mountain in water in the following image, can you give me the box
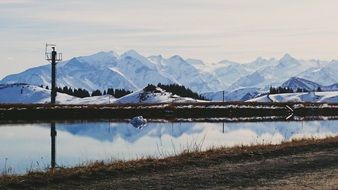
[52,121,338,143]
[222,120,338,140]
[55,122,204,143]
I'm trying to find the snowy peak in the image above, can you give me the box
[77,51,119,65]
[228,72,265,90]
[278,53,299,67]
[250,57,272,66]
[281,77,321,91]
[148,55,163,63]
[280,53,296,62]
[168,55,185,62]
[2,50,338,95]
[120,49,157,70]
[121,49,143,59]
[65,57,84,66]
[185,58,204,66]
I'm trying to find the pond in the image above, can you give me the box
[0,119,337,174]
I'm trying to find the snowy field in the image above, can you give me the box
[248,91,338,103]
[1,84,338,104]
[0,84,204,104]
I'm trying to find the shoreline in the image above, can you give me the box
[0,102,337,121]
[1,135,338,189]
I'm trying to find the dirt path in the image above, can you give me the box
[2,138,338,190]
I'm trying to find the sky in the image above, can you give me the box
[1,0,338,78]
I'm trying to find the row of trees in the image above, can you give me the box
[56,86,91,98]
[143,83,206,100]
[41,83,206,100]
[269,86,322,94]
[106,88,133,98]
[41,85,132,98]
[92,88,133,98]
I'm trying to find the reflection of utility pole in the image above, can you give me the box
[45,43,62,169]
[222,122,224,133]
[222,91,225,103]
[51,122,57,168]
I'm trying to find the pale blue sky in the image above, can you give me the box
[1,0,338,78]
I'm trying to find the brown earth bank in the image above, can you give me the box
[1,102,337,121]
[1,136,338,190]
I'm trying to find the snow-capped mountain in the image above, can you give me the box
[1,50,338,94]
[281,77,322,91]
[148,55,221,92]
[204,77,338,102]
[298,60,338,85]
[1,51,174,92]
[248,91,338,103]
[281,77,338,92]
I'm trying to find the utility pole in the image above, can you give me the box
[51,47,57,104]
[45,43,62,169]
[222,90,225,103]
[45,44,62,104]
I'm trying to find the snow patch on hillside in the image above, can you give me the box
[202,88,261,101]
[0,84,74,104]
[0,84,203,104]
[248,91,338,103]
[0,84,115,104]
[115,87,204,104]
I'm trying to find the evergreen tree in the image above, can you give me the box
[156,83,206,100]
[91,89,102,96]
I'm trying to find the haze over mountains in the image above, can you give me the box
[203,77,338,102]
[1,50,338,95]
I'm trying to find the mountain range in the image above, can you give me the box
[54,121,338,144]
[1,76,337,104]
[1,50,338,94]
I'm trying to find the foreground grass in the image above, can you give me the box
[1,136,338,189]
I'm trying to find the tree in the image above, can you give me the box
[107,88,114,96]
[157,83,206,100]
[91,89,102,96]
[143,84,157,92]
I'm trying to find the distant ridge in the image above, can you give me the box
[281,77,338,92]
[1,50,338,93]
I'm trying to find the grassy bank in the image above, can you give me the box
[1,135,338,189]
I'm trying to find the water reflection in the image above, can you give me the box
[0,120,337,174]
[50,122,56,169]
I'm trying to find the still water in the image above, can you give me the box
[0,120,337,174]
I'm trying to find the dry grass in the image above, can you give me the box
[1,135,338,188]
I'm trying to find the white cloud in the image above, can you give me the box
[1,0,338,78]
